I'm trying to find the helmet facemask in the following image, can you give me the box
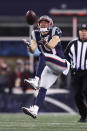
[37,15,53,33]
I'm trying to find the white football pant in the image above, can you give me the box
[39,53,70,89]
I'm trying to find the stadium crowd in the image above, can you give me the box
[0,57,34,94]
[0,56,68,94]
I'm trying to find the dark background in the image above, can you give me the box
[0,0,87,16]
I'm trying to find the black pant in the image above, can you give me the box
[71,72,87,117]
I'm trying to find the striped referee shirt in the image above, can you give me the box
[65,39,87,70]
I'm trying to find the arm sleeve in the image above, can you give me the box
[57,42,65,58]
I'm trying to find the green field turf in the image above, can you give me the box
[0,113,87,131]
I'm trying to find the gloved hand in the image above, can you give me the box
[40,38,48,46]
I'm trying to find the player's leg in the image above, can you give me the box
[22,66,58,118]
[22,54,69,118]
[24,54,45,90]
[36,54,45,78]
[22,87,47,119]
[44,53,70,75]
[39,66,58,89]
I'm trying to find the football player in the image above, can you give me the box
[22,15,70,118]
[24,15,65,89]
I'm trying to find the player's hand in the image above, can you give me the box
[41,38,48,45]
[23,39,31,48]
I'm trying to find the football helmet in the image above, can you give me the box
[37,15,53,32]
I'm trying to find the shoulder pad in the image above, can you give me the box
[52,26,62,36]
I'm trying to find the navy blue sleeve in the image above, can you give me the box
[57,42,65,59]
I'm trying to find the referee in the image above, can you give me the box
[65,24,87,122]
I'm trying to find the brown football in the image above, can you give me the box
[26,10,37,25]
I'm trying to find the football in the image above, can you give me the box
[26,10,37,25]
